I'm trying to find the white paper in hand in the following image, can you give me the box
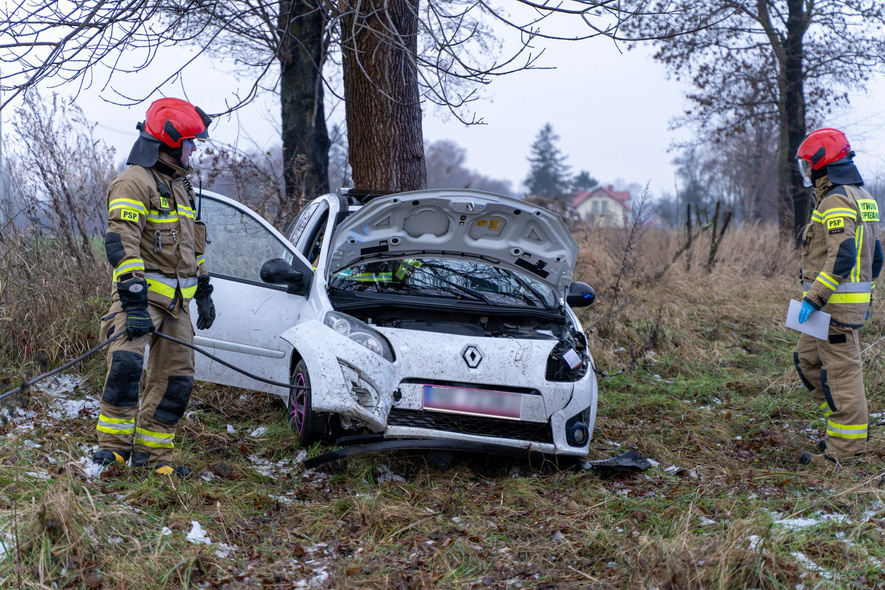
[785,299,830,340]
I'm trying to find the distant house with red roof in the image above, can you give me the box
[572,185,632,227]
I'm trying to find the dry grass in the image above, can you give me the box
[0,234,110,379]
[2,222,885,589]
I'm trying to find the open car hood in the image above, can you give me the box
[328,190,578,297]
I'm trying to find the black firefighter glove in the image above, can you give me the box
[194,275,216,330]
[117,276,153,340]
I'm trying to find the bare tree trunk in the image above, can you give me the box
[340,0,426,193]
[780,0,808,244]
[280,0,330,206]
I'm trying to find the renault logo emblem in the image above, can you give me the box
[462,345,483,369]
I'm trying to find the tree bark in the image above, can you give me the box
[779,0,808,243]
[340,0,426,193]
[280,0,330,207]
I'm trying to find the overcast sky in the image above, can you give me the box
[13,18,885,202]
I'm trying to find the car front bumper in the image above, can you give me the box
[282,321,597,457]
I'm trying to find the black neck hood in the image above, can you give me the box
[818,158,864,186]
[126,123,163,167]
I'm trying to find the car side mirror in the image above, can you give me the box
[566,282,595,308]
[260,258,311,295]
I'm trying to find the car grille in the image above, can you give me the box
[387,408,553,444]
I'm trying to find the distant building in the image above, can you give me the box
[572,185,632,227]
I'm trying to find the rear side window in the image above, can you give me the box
[286,201,320,245]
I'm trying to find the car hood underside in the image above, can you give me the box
[328,190,578,297]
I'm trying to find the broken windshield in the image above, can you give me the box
[329,258,557,309]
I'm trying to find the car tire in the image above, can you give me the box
[287,359,336,447]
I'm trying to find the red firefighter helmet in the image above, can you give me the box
[144,98,211,148]
[796,128,852,170]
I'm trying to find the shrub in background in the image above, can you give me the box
[0,91,115,380]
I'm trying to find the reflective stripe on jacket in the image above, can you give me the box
[105,163,208,314]
[800,176,883,327]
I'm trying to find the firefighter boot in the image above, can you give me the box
[131,451,192,479]
[93,449,131,466]
[799,452,840,471]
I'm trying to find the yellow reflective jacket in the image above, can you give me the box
[800,176,883,328]
[104,161,208,316]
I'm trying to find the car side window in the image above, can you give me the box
[302,210,329,266]
[286,201,320,246]
[200,196,294,284]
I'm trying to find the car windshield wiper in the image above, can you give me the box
[407,273,491,303]
[496,267,556,310]
[417,263,495,304]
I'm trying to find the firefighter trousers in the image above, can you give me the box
[96,297,195,465]
[794,323,868,460]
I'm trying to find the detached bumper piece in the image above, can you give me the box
[575,449,652,473]
[303,438,550,469]
[303,439,653,473]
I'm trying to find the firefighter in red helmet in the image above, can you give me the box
[794,128,883,468]
[93,98,216,478]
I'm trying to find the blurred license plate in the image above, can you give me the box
[422,385,521,419]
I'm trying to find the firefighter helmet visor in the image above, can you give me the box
[797,158,813,187]
[797,158,812,179]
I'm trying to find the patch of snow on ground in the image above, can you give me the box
[294,564,330,588]
[247,450,307,477]
[33,376,98,420]
[0,533,14,561]
[78,455,106,480]
[375,464,405,484]
[861,501,884,521]
[792,552,833,579]
[227,424,237,435]
[249,426,268,438]
[49,397,97,421]
[4,406,40,432]
[771,511,850,530]
[187,521,211,544]
[32,374,86,396]
[215,542,237,559]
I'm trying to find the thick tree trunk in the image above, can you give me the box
[782,0,809,245]
[340,0,426,193]
[279,0,330,207]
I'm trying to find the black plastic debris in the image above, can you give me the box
[576,449,652,473]
[303,439,536,469]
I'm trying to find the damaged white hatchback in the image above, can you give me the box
[189,189,598,459]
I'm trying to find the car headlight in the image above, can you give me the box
[324,312,395,362]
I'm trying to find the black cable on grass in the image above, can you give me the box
[588,355,624,379]
[0,328,308,403]
[0,331,126,402]
[150,331,307,391]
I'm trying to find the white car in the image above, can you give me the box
[189,189,598,458]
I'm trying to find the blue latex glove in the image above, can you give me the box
[798,300,817,324]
